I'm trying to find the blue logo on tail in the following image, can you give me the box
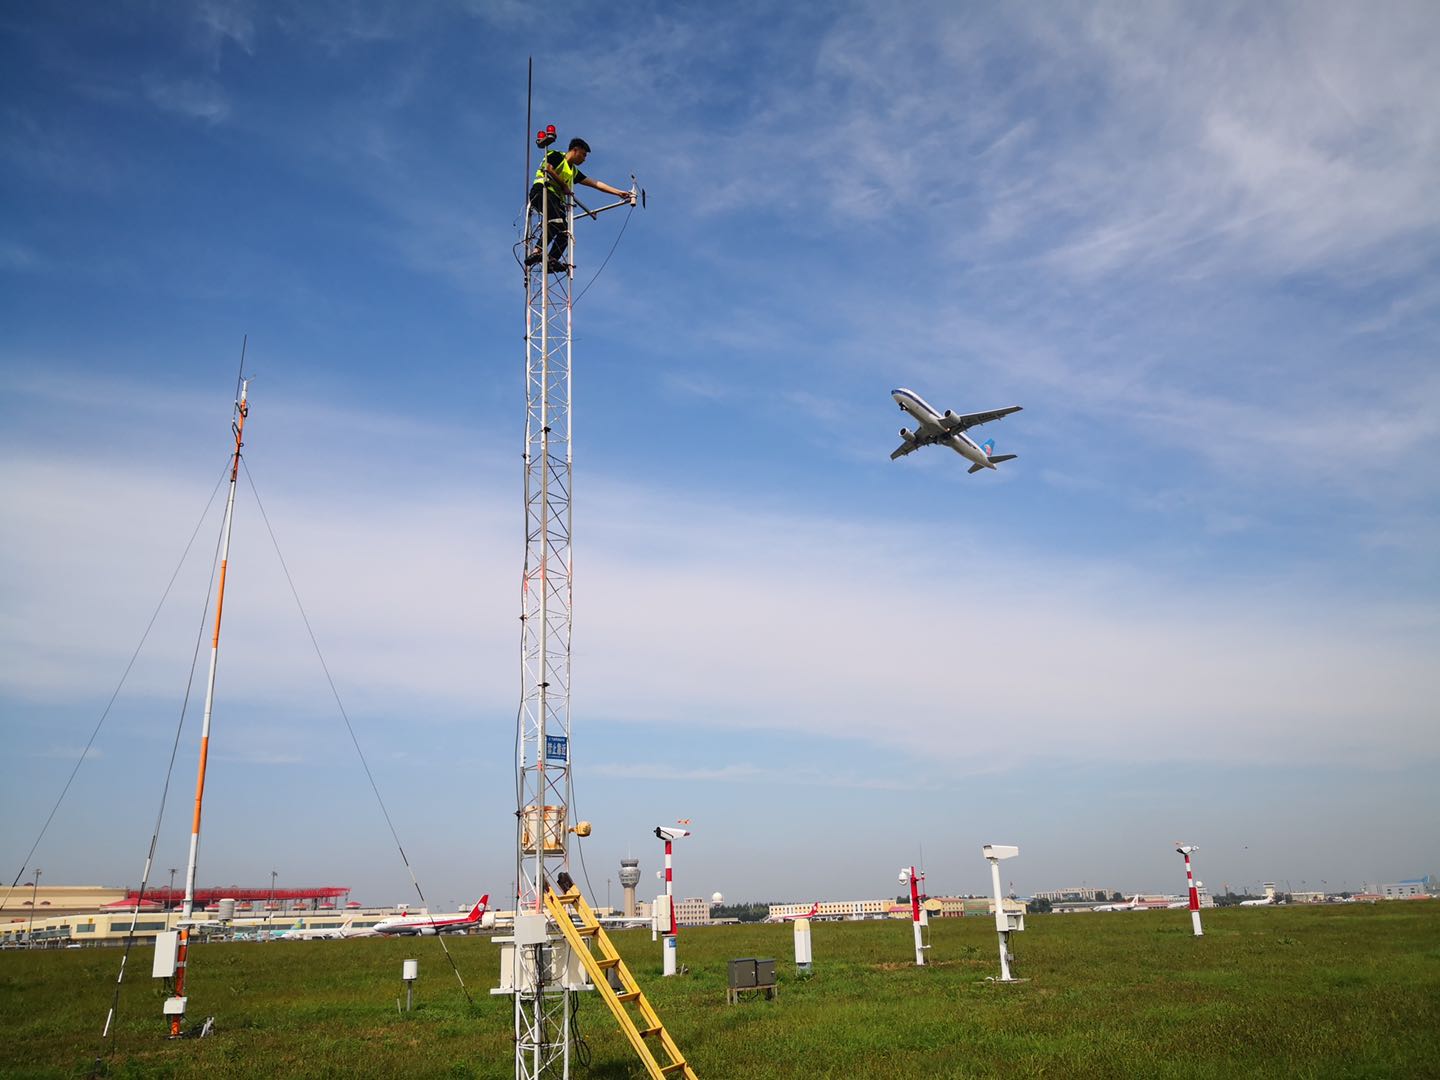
[981,439,995,457]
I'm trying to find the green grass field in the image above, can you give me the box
[2,903,1437,1078]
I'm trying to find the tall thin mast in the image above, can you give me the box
[512,84,638,1077]
[168,379,249,1037]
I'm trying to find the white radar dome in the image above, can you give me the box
[711,892,723,904]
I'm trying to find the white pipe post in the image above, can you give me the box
[990,858,1013,981]
[984,844,1020,982]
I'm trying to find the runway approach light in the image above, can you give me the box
[983,843,1024,982]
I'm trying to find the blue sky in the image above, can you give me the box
[2,2,1437,911]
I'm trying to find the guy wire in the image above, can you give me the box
[241,461,474,1006]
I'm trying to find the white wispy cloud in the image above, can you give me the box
[142,76,231,123]
[3,377,1434,772]
[188,0,257,68]
[0,240,40,271]
[590,761,918,792]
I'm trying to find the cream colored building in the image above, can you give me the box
[0,884,127,922]
[673,897,711,926]
[767,899,889,920]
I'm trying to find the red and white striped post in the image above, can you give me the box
[1177,845,1203,937]
[655,825,689,976]
[900,867,926,966]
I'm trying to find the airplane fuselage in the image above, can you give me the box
[892,388,995,470]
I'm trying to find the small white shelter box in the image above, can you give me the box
[152,931,179,978]
[653,895,672,931]
[162,996,187,1016]
[494,940,590,994]
[514,912,549,947]
[402,959,419,981]
[793,919,812,969]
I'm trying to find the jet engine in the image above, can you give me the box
[943,409,956,420]
[899,427,914,441]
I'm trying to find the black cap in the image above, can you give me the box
[569,137,591,153]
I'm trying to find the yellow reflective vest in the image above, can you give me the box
[534,151,577,200]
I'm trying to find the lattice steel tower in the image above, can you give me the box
[510,113,639,1080]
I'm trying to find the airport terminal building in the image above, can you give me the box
[0,883,382,947]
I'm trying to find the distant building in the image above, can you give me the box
[673,897,711,926]
[1376,880,1428,899]
[767,899,889,920]
[1032,887,1115,902]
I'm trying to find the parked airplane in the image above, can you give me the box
[889,388,1022,472]
[1094,894,1146,912]
[768,902,820,923]
[277,918,355,941]
[372,896,490,936]
[1239,896,1275,907]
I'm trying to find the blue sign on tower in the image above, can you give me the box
[545,735,569,763]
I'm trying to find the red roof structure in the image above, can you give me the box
[119,885,349,905]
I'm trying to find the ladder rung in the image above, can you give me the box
[616,990,641,1003]
[660,1061,688,1075]
[576,925,600,937]
[638,1025,663,1038]
[596,957,621,969]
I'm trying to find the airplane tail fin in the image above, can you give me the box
[466,895,490,921]
[974,440,1017,473]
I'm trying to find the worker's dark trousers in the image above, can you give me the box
[528,186,568,261]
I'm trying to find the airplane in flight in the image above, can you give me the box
[889,388,1022,473]
[372,896,491,936]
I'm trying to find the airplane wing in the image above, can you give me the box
[889,440,921,461]
[939,406,1022,432]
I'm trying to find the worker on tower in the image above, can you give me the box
[527,137,636,271]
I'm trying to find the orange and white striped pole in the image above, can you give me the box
[168,380,249,1036]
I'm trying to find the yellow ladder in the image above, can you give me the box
[545,886,698,1079]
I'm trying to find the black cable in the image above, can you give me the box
[2,461,230,919]
[568,989,592,1068]
[240,461,475,1007]
[573,202,635,306]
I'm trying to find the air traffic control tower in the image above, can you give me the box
[619,858,641,918]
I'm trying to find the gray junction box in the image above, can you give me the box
[727,957,778,1004]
